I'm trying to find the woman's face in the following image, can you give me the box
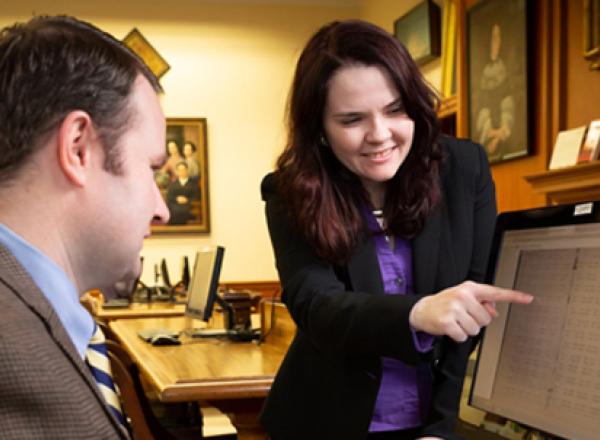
[183,143,194,157]
[167,141,180,156]
[323,64,415,205]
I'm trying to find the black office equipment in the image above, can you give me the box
[183,247,258,341]
[470,201,600,440]
[181,255,190,291]
[185,246,226,322]
[160,258,171,288]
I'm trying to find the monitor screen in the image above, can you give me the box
[185,246,225,321]
[471,204,600,440]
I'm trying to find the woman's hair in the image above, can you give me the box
[183,141,197,152]
[275,19,443,265]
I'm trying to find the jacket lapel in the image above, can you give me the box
[412,202,443,295]
[0,244,127,437]
[347,236,384,295]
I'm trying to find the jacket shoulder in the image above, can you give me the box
[260,172,278,202]
[439,136,489,178]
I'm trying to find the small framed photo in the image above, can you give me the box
[152,118,210,234]
[393,0,441,66]
[123,28,170,79]
[578,120,600,163]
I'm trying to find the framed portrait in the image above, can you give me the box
[467,0,531,165]
[584,0,600,70]
[123,28,170,79]
[152,118,210,234]
[394,0,441,66]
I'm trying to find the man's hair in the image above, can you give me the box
[0,15,161,181]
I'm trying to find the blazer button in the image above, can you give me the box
[396,277,403,286]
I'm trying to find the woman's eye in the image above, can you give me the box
[340,117,361,125]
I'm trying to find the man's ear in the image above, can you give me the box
[56,110,97,187]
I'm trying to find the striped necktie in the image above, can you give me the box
[85,324,127,427]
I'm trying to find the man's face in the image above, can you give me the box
[83,76,169,289]
[176,163,189,179]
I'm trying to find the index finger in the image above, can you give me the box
[473,285,533,304]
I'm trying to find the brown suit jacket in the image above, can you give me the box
[0,243,128,439]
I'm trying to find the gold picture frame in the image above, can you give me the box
[123,28,170,79]
[152,118,210,235]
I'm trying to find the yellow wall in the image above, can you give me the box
[2,1,450,285]
[1,0,359,284]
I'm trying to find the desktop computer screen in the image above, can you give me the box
[185,246,225,321]
[470,202,600,440]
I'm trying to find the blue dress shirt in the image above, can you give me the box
[0,224,94,359]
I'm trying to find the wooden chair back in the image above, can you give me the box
[259,299,296,349]
[106,341,176,440]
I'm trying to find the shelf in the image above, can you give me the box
[524,161,600,205]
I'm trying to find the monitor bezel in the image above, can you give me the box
[185,246,225,322]
[470,200,600,438]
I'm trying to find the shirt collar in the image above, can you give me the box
[0,224,94,359]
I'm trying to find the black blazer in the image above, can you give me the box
[260,137,496,440]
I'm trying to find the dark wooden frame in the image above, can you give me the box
[393,0,441,66]
[467,0,531,165]
[152,118,210,235]
[123,28,170,79]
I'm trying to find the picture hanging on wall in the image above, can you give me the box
[122,28,170,80]
[152,118,210,234]
[393,0,441,66]
[467,0,531,164]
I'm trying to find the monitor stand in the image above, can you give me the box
[184,327,260,342]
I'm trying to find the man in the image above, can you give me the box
[167,161,201,225]
[0,16,169,438]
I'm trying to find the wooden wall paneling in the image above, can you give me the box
[566,0,600,128]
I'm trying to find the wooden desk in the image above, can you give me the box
[94,302,186,321]
[109,316,289,440]
[81,291,186,321]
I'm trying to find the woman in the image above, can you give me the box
[183,141,200,179]
[160,140,184,182]
[260,20,531,440]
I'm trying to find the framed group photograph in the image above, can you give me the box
[152,118,210,234]
[393,0,441,66]
[467,0,531,164]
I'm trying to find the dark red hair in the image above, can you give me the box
[276,20,443,265]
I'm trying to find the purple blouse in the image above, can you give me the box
[365,211,434,433]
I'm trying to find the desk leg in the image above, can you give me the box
[209,398,267,440]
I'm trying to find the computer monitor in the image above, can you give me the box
[185,246,225,321]
[470,201,600,440]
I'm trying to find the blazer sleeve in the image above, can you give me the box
[420,141,497,439]
[262,174,425,363]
